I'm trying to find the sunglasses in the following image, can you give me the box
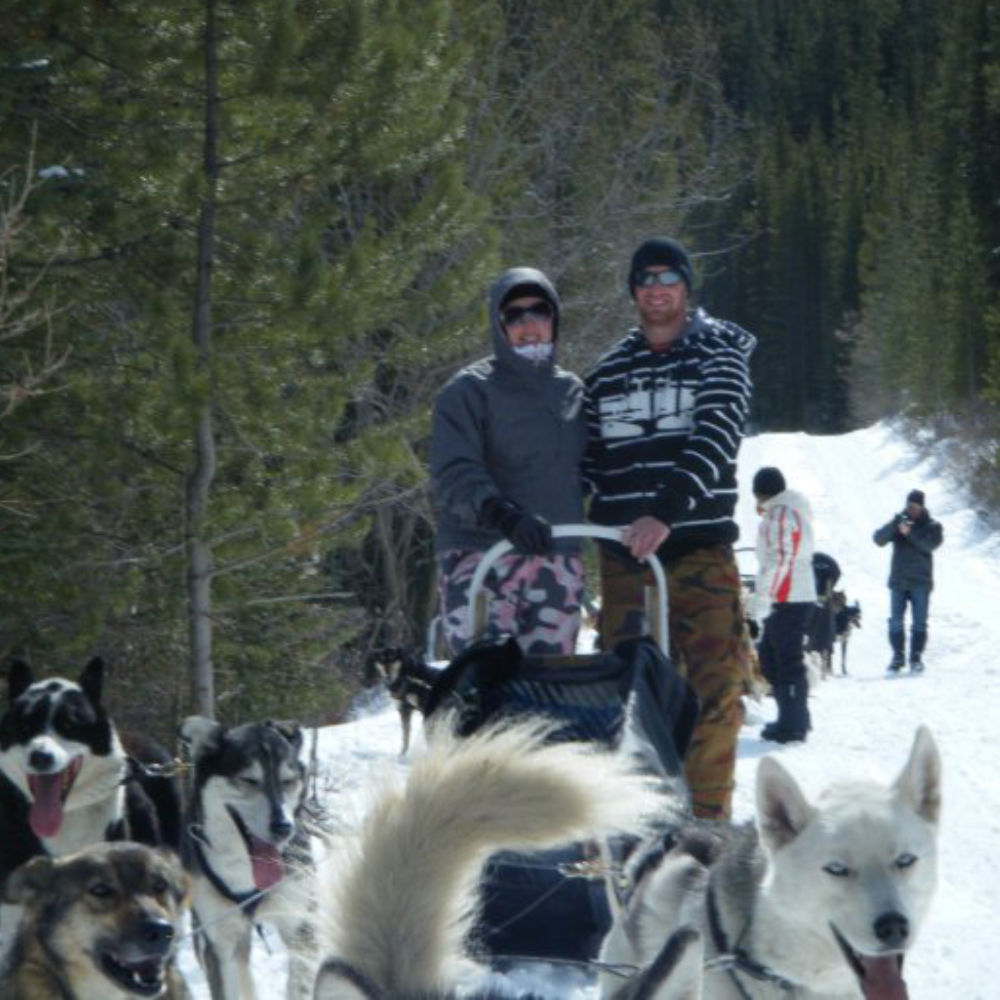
[635,269,683,288]
[501,301,554,326]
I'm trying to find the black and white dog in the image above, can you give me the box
[369,647,442,755]
[0,657,181,957]
[833,592,863,675]
[809,591,863,678]
[180,716,318,1000]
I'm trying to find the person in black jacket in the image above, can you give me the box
[583,236,756,820]
[430,267,587,656]
[873,488,944,672]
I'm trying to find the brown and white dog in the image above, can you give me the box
[0,840,190,1000]
[369,648,442,755]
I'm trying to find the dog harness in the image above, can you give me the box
[188,823,269,920]
[706,880,800,997]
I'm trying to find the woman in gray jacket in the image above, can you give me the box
[429,267,586,655]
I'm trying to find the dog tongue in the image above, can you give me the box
[860,956,909,1000]
[28,773,66,838]
[248,836,284,890]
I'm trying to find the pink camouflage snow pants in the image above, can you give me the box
[437,549,585,656]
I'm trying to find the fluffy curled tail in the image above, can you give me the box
[318,718,662,998]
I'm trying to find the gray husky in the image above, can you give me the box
[180,717,318,1000]
[598,725,941,999]
[313,718,685,999]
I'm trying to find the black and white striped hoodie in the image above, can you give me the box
[583,308,755,561]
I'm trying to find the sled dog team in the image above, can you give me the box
[0,655,940,1000]
[0,657,317,1000]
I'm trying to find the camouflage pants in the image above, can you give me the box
[438,549,584,656]
[599,544,747,820]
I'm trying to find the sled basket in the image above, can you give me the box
[423,634,697,778]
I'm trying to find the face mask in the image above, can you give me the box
[512,342,553,364]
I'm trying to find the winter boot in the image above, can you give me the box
[887,629,905,673]
[761,683,808,744]
[909,629,927,672]
[798,680,813,734]
[760,683,788,740]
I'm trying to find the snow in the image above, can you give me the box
[180,421,997,997]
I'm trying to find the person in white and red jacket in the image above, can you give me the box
[752,466,817,743]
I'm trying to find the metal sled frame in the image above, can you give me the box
[467,523,669,656]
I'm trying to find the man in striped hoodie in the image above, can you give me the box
[583,236,755,819]
[751,466,817,743]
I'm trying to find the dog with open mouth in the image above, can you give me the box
[0,840,190,999]
[0,658,182,960]
[598,726,940,999]
[180,716,319,1000]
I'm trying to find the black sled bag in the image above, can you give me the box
[423,634,699,963]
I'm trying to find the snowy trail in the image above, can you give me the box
[736,425,1000,996]
[180,422,996,997]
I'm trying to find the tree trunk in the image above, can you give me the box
[187,0,219,716]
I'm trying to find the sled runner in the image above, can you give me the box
[423,525,698,967]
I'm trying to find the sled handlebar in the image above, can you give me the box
[467,524,669,657]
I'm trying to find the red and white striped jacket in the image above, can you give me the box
[753,488,817,619]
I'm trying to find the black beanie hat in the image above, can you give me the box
[629,237,693,295]
[907,489,925,506]
[752,466,786,499]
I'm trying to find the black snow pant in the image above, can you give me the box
[758,601,814,687]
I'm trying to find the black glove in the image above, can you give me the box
[480,496,553,555]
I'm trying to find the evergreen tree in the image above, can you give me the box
[0,0,495,725]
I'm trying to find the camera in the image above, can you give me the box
[899,513,913,526]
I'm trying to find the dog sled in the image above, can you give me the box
[423,525,698,970]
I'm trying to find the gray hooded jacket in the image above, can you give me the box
[430,267,586,554]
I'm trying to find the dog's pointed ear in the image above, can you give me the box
[267,719,303,751]
[756,755,816,851]
[374,658,401,685]
[7,658,34,701]
[3,855,57,904]
[502,635,522,658]
[179,715,223,756]
[79,656,105,705]
[894,725,941,826]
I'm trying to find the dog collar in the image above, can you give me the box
[706,881,799,996]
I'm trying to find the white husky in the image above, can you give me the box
[598,725,941,999]
[314,718,676,999]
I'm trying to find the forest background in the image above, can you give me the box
[2,0,998,736]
